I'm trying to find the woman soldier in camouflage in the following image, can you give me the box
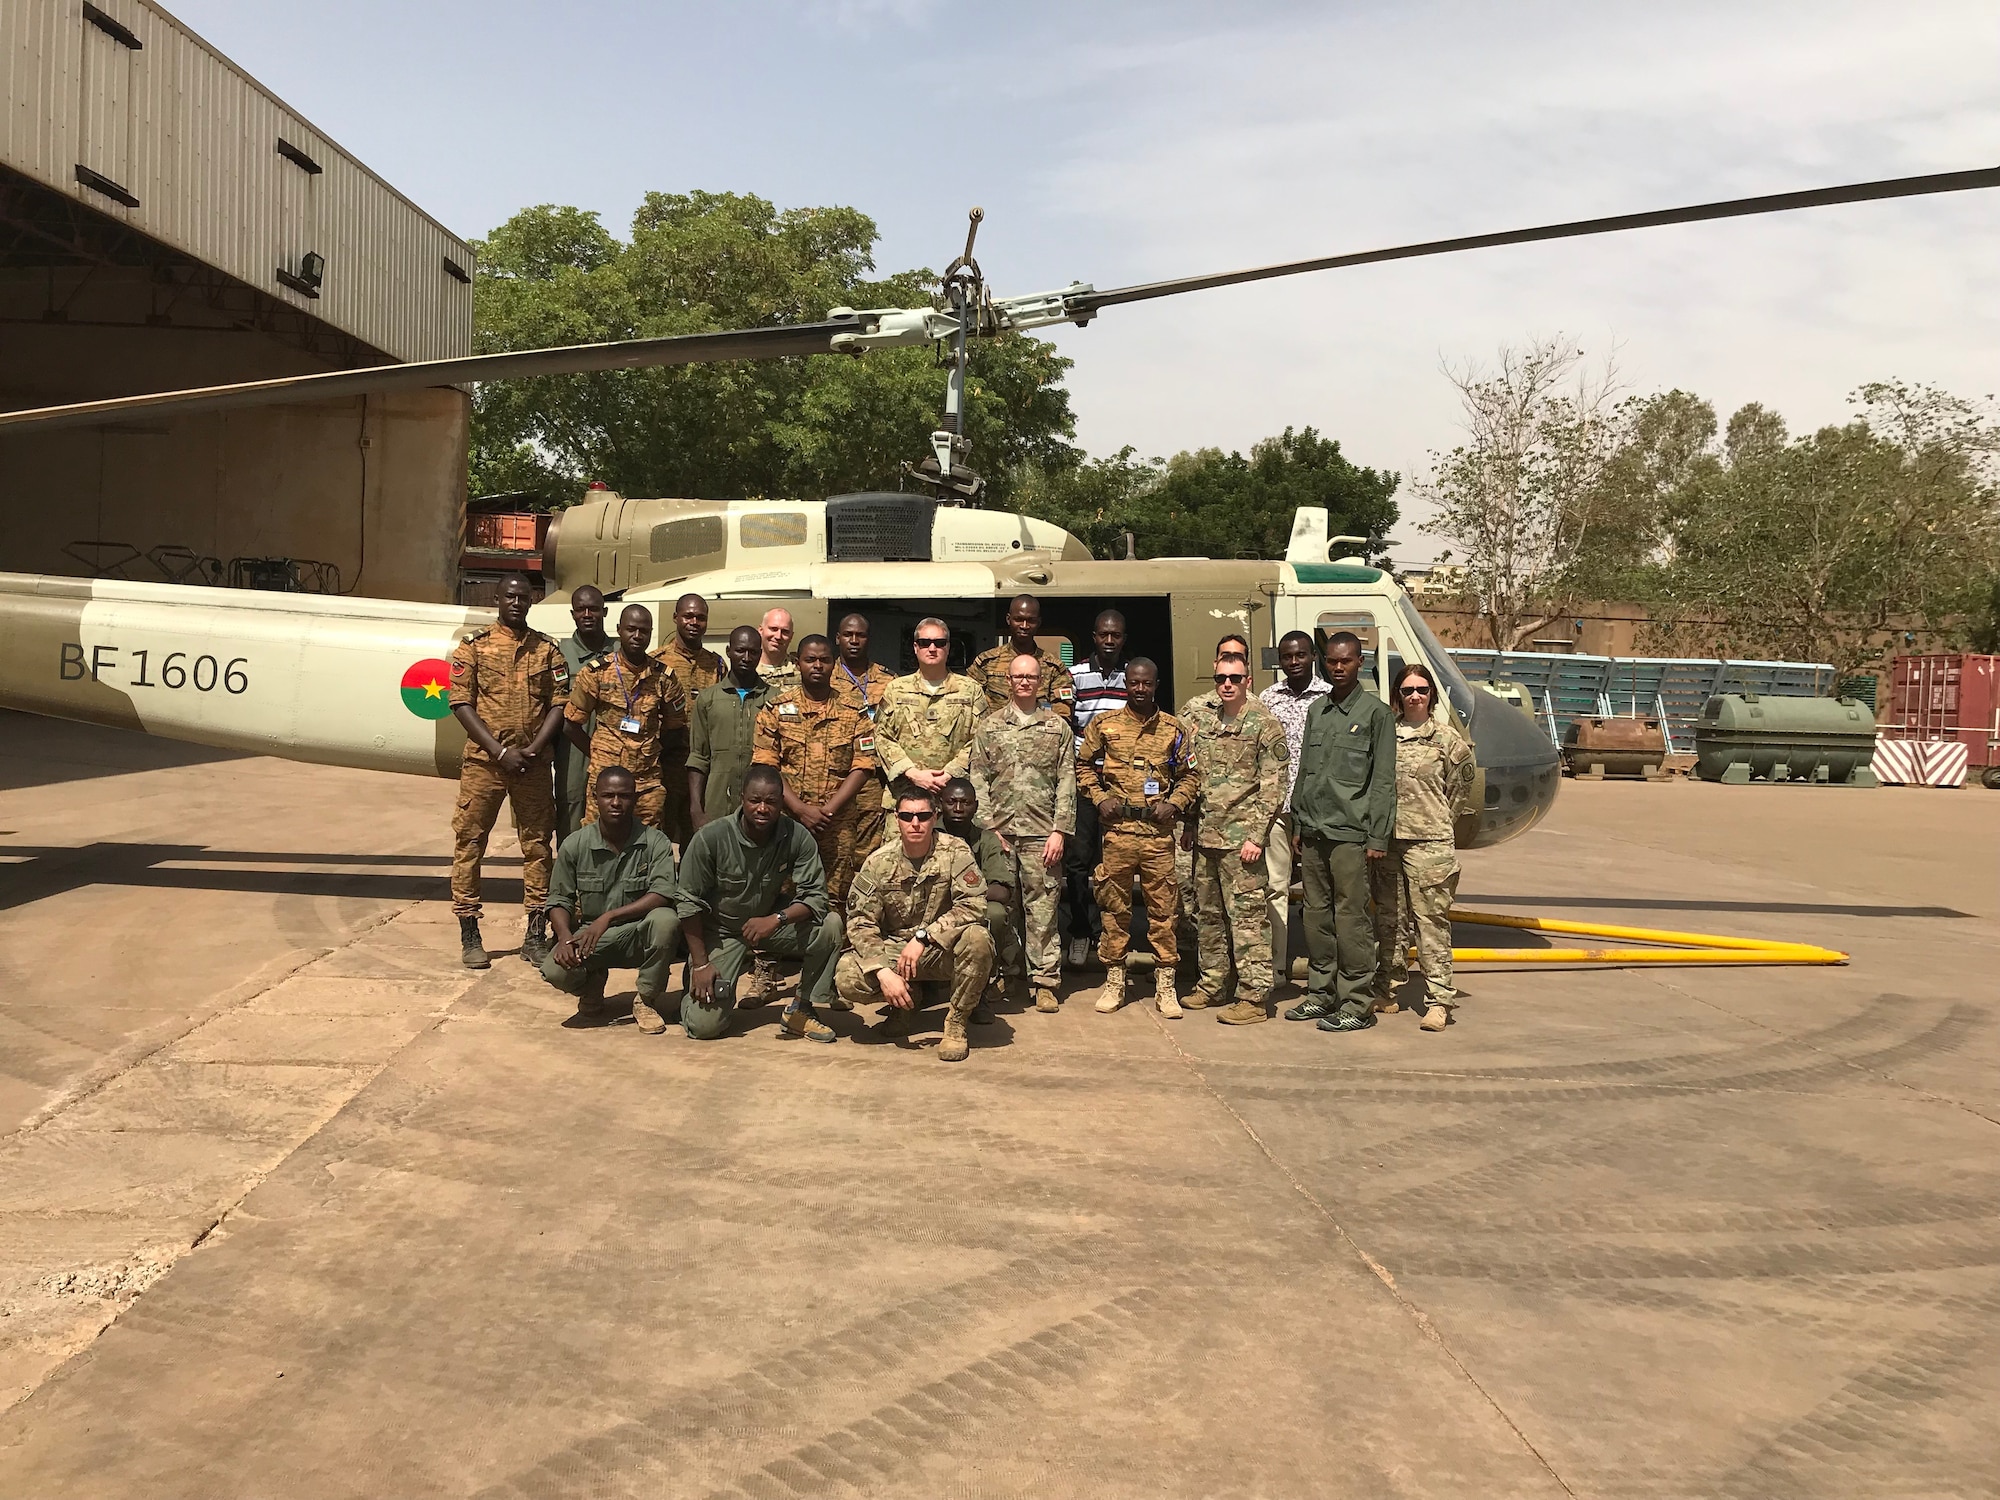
[1371,662,1477,1032]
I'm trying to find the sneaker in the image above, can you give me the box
[1283,994,1338,1022]
[1066,936,1092,969]
[458,916,490,971]
[780,1004,836,1043]
[631,996,668,1035]
[1216,999,1268,1025]
[1315,1009,1377,1033]
[1421,1003,1451,1032]
[1033,986,1060,1013]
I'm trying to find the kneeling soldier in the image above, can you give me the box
[540,766,683,1032]
[675,764,842,1042]
[835,789,994,1062]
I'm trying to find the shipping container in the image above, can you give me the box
[465,513,550,553]
[1882,654,2000,787]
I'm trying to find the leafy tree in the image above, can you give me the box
[469,192,1078,506]
[1636,382,2000,672]
[1006,427,1398,561]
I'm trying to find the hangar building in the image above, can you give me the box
[0,0,475,602]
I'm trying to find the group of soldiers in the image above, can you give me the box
[445,572,1470,1062]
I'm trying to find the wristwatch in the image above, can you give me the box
[912,927,931,946]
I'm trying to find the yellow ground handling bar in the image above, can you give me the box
[1446,910,1849,966]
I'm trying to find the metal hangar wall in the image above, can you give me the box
[0,0,476,602]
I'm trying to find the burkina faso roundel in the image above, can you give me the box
[400,658,454,720]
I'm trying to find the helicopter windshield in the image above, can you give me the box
[1394,595,1476,723]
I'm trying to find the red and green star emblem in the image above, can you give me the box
[400,658,453,720]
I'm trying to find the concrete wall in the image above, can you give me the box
[0,386,467,603]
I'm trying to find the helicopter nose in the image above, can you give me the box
[1463,692,1562,848]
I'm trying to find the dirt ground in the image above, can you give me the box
[3,709,1997,1498]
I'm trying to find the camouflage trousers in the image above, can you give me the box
[811,804,871,916]
[1370,837,1461,1007]
[835,925,995,1020]
[991,835,1061,988]
[850,799,886,858]
[584,769,668,832]
[1095,828,1180,965]
[450,755,555,918]
[1192,845,1273,1003]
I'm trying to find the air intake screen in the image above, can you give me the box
[826,494,935,562]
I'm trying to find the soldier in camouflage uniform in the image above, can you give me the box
[448,574,568,971]
[968,594,1075,725]
[562,604,686,831]
[835,788,996,1063]
[872,617,987,840]
[968,654,1077,1011]
[832,613,895,858]
[650,592,724,848]
[553,585,611,842]
[752,634,878,913]
[1078,657,1200,1017]
[1373,664,1477,1031]
[1181,654,1289,1023]
[757,607,800,693]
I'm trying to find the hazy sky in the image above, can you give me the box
[172,0,2000,556]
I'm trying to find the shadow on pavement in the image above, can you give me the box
[1459,892,1973,920]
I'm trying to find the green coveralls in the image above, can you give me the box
[538,822,682,998]
[686,680,773,823]
[1290,684,1397,1019]
[674,810,841,1039]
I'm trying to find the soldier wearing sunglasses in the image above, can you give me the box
[1180,649,1290,1023]
[873,617,988,845]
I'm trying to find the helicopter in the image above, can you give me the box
[3,165,1996,848]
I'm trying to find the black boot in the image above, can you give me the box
[521,909,550,965]
[459,915,490,970]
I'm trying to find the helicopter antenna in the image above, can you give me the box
[911,206,989,505]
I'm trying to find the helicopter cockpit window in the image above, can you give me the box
[739,512,808,549]
[649,517,727,569]
[1394,595,1476,722]
[1313,613,1386,697]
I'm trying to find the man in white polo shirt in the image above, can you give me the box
[1257,630,1331,989]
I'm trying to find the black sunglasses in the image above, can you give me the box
[1398,684,1432,696]
[896,809,936,822]
[914,636,949,648]
[1213,672,1246,684]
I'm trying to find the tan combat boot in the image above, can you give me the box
[1094,964,1127,1013]
[1154,969,1183,1019]
[938,1007,970,1062]
[1033,985,1060,1013]
[630,991,668,1034]
[1421,1003,1451,1032]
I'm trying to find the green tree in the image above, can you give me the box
[1007,427,1398,561]
[469,192,1078,506]
[1639,382,2000,672]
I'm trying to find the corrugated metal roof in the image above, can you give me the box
[1,0,473,363]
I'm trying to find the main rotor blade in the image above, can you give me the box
[1074,165,2000,312]
[0,321,852,435]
